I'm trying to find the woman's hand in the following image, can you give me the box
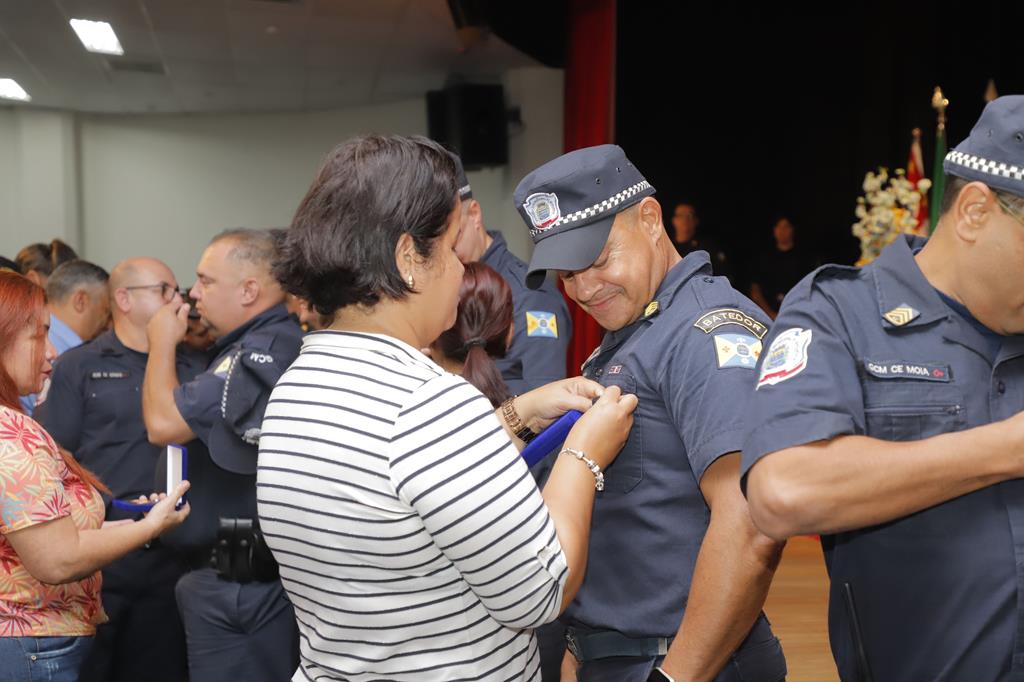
[514,377,606,433]
[141,481,191,539]
[563,384,638,469]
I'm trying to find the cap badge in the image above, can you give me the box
[523,192,561,231]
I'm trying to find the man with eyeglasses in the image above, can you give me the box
[35,256,206,682]
[741,95,1024,680]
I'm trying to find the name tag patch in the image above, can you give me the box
[694,308,768,340]
[863,360,950,382]
[90,371,129,379]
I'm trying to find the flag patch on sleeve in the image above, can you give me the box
[526,311,558,338]
[713,333,762,369]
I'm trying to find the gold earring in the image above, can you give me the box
[407,274,414,288]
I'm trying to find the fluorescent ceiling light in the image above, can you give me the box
[0,79,30,102]
[69,18,124,56]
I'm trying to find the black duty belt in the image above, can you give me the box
[186,517,280,583]
[565,626,672,662]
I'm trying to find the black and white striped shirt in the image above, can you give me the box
[257,331,567,681]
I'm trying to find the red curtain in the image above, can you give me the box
[562,0,616,375]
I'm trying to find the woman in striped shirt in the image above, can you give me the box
[261,134,636,681]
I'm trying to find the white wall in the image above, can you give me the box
[1,66,564,283]
[0,108,81,260]
[79,100,427,280]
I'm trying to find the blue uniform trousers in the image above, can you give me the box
[576,616,786,682]
[175,568,299,682]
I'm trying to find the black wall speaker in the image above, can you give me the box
[427,84,508,170]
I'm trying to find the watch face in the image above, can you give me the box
[647,668,672,682]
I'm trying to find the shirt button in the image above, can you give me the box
[998,381,1007,394]
[703,277,714,283]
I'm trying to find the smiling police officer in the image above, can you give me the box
[515,145,786,682]
[742,95,1024,680]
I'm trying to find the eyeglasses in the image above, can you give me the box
[124,282,177,301]
[994,194,1024,228]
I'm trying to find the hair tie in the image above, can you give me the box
[463,337,487,351]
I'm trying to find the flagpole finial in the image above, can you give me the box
[985,79,999,103]
[912,127,922,141]
[932,86,949,131]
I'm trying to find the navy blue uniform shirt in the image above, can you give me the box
[36,330,207,509]
[567,252,775,642]
[482,231,571,394]
[742,235,1024,681]
[163,304,302,551]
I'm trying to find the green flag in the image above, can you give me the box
[929,126,946,232]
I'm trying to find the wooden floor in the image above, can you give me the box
[762,536,839,682]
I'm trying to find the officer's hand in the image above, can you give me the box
[141,481,191,538]
[147,298,190,347]
[563,385,637,470]
[516,377,605,432]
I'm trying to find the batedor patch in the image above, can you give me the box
[757,328,813,389]
[693,308,768,339]
[713,333,762,369]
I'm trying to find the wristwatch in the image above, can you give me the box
[647,667,676,682]
[500,397,536,443]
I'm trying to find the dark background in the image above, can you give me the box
[614,3,1024,292]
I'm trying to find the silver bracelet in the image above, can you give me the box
[560,447,605,491]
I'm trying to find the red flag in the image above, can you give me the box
[907,128,929,231]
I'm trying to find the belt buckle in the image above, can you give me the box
[564,628,583,662]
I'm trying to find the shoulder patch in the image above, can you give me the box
[526,310,558,338]
[693,308,768,340]
[756,328,812,389]
[882,304,920,327]
[713,333,762,369]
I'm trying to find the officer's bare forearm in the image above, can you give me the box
[142,340,194,445]
[661,455,783,681]
[747,422,1021,539]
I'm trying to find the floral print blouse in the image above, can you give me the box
[0,404,106,636]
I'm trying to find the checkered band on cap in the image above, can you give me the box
[529,180,653,237]
[945,150,1024,182]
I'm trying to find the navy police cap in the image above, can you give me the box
[514,144,655,289]
[944,95,1024,197]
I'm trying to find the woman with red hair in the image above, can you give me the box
[0,271,190,681]
[432,262,515,407]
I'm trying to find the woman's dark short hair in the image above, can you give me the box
[275,135,458,316]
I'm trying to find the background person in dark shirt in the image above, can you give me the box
[669,201,733,281]
[749,217,818,319]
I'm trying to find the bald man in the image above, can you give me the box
[36,256,206,682]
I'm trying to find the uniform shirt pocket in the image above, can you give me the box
[862,379,965,441]
[599,371,643,493]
